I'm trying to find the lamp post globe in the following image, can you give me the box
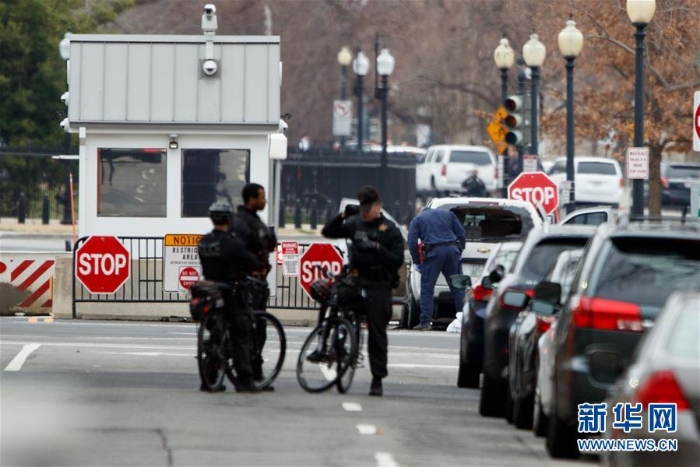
[337,46,353,67]
[376,48,394,194]
[627,0,655,217]
[494,36,514,104]
[558,16,584,215]
[522,33,546,159]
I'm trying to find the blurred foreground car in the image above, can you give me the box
[599,292,700,467]
[479,225,597,418]
[547,219,700,458]
[508,249,583,429]
[453,241,523,388]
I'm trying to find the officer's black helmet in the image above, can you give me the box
[208,200,233,225]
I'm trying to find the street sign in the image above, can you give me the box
[626,147,649,180]
[508,171,559,215]
[487,105,508,145]
[163,234,202,292]
[75,236,130,294]
[298,243,343,299]
[332,100,353,137]
[523,154,538,172]
[694,91,700,151]
[281,241,299,277]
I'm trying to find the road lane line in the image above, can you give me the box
[342,402,362,412]
[356,424,377,435]
[375,452,398,467]
[4,343,41,371]
[388,363,458,369]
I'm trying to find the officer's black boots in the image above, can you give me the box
[369,376,383,397]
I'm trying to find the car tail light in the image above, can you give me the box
[441,164,447,176]
[498,288,534,312]
[472,284,492,302]
[633,370,690,410]
[536,315,556,333]
[619,177,624,188]
[661,177,669,189]
[571,296,644,332]
[494,166,499,181]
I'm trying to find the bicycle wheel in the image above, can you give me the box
[336,321,360,394]
[249,311,286,390]
[197,312,227,390]
[297,318,356,393]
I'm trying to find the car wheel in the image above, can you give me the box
[505,382,514,423]
[401,288,420,330]
[546,384,580,459]
[532,385,549,437]
[457,324,480,388]
[479,372,506,418]
[513,392,534,429]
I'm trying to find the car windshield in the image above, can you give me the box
[666,165,700,180]
[578,161,617,175]
[442,205,535,242]
[518,239,590,284]
[589,237,700,313]
[450,151,492,165]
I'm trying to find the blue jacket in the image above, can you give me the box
[408,208,465,264]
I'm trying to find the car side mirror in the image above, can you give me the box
[534,281,562,305]
[502,291,529,308]
[448,274,472,290]
[488,264,505,283]
[481,276,493,290]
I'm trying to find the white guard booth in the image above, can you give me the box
[65,33,281,238]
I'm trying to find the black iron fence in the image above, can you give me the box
[72,237,322,318]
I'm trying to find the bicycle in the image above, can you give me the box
[190,277,286,391]
[296,267,365,394]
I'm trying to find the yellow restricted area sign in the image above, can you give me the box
[163,234,203,293]
[487,106,508,154]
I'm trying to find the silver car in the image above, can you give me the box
[600,291,700,466]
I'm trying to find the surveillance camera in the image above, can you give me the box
[278,119,288,133]
[60,92,69,105]
[59,118,69,132]
[202,60,218,76]
[201,4,218,33]
[204,4,216,16]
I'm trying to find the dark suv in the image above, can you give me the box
[546,219,700,458]
[479,225,597,418]
[645,162,700,209]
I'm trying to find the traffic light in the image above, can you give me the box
[504,95,525,146]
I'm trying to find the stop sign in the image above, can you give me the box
[75,236,130,294]
[508,171,559,215]
[299,243,344,299]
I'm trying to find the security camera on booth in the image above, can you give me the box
[201,4,218,33]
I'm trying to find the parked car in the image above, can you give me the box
[479,225,597,419]
[454,241,523,388]
[547,156,624,208]
[600,291,700,467]
[507,249,584,429]
[416,145,498,195]
[644,162,700,209]
[546,219,700,459]
[559,206,617,226]
[403,197,543,329]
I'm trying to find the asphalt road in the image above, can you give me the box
[0,318,589,467]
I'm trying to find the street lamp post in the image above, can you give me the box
[376,48,395,194]
[627,0,656,218]
[353,50,370,155]
[494,35,515,105]
[58,32,72,225]
[558,16,584,214]
[523,33,546,160]
[337,46,353,149]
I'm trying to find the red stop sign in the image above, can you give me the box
[508,171,559,215]
[75,236,130,294]
[299,243,344,299]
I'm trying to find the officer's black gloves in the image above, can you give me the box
[344,204,360,218]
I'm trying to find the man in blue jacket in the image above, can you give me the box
[408,207,466,331]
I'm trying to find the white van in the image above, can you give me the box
[416,145,498,195]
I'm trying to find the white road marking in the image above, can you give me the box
[375,452,399,467]
[342,402,362,412]
[4,343,41,371]
[99,352,192,357]
[388,363,458,369]
[356,424,377,435]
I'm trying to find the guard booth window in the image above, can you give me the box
[97,148,167,217]
[181,149,250,217]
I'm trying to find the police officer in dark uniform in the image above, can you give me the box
[322,186,404,397]
[198,200,263,393]
[461,168,488,197]
[230,183,278,386]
